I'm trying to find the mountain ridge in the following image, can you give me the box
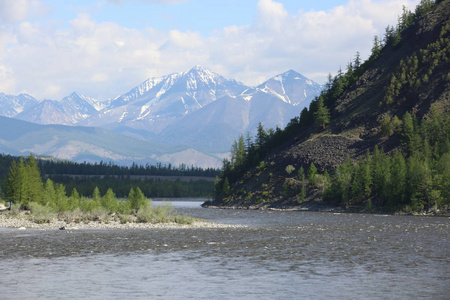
[1,67,323,160]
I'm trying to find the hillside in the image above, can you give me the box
[209,0,450,212]
[0,116,224,168]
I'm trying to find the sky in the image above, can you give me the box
[0,0,420,101]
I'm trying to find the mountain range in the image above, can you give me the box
[0,67,322,167]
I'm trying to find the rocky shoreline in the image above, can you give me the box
[0,214,244,230]
[203,200,450,217]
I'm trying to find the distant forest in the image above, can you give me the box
[0,154,219,199]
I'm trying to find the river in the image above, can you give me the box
[0,200,449,299]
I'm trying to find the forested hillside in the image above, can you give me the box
[0,154,217,199]
[209,0,450,213]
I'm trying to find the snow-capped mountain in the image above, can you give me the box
[15,92,103,125]
[153,69,323,152]
[0,66,323,165]
[83,66,248,132]
[0,93,39,118]
[255,69,323,106]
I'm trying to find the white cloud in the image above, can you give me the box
[0,0,420,100]
[0,0,49,24]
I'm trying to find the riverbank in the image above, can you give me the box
[0,214,243,230]
[203,199,450,217]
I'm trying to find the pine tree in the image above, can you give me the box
[256,122,268,149]
[371,146,390,205]
[25,154,44,205]
[297,166,307,203]
[314,97,330,129]
[307,163,317,185]
[101,188,118,212]
[127,187,149,212]
[388,150,407,207]
[6,158,28,206]
[68,188,80,211]
[44,179,57,210]
[54,183,68,213]
[222,177,231,196]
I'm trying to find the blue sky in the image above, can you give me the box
[0,0,419,100]
[43,0,348,35]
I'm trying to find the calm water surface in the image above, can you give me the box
[1,200,449,299]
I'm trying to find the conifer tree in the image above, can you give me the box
[388,150,407,207]
[6,158,28,206]
[314,97,330,129]
[54,183,68,213]
[307,163,317,185]
[68,188,80,211]
[101,188,118,212]
[25,154,44,205]
[44,179,57,210]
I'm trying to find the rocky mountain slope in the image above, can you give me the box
[210,0,450,210]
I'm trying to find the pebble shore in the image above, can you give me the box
[0,214,244,230]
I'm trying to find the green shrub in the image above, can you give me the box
[119,214,134,224]
[174,215,194,225]
[79,197,99,213]
[88,207,110,223]
[29,202,56,224]
[60,209,83,223]
[8,203,21,216]
[118,200,132,214]
[136,205,155,223]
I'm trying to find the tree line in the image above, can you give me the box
[38,158,219,177]
[3,154,145,211]
[2,154,196,225]
[0,154,217,200]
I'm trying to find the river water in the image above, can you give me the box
[0,200,449,299]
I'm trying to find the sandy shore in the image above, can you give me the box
[0,214,244,230]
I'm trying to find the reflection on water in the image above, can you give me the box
[0,201,449,299]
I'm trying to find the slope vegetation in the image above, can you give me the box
[210,0,450,213]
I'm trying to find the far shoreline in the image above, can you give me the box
[202,200,450,217]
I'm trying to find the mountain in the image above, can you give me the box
[15,92,104,125]
[0,116,223,168]
[0,93,39,118]
[209,0,450,210]
[1,67,323,162]
[82,66,249,133]
[254,69,322,106]
[156,92,301,152]
[152,69,322,152]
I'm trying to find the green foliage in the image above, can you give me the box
[29,202,56,224]
[324,110,450,211]
[380,115,402,137]
[136,202,173,223]
[68,188,80,211]
[285,165,295,175]
[127,187,149,212]
[101,188,118,212]
[307,163,318,185]
[79,197,99,213]
[383,22,450,105]
[214,0,446,209]
[314,97,330,129]
[222,177,231,196]
[6,155,44,208]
